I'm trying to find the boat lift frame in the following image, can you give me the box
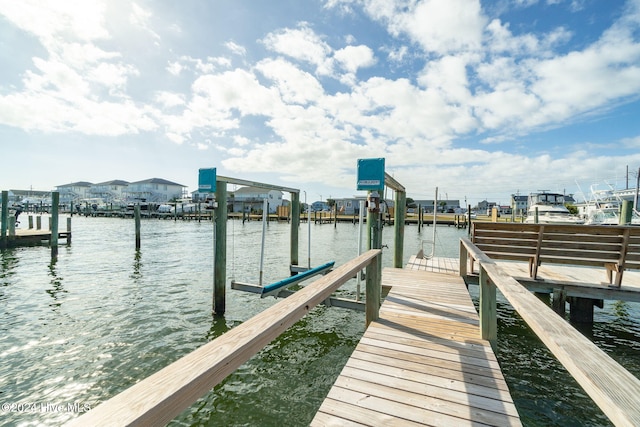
[211,171,407,315]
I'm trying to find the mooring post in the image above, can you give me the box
[0,190,8,249]
[394,190,405,268]
[28,215,33,229]
[214,181,227,315]
[290,191,300,273]
[134,204,141,250]
[459,240,468,277]
[479,264,497,353]
[37,216,41,230]
[66,217,72,244]
[51,191,59,258]
[553,289,566,316]
[620,200,633,225]
[365,252,380,326]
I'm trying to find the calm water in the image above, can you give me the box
[0,216,638,426]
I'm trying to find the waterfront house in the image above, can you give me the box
[311,201,330,212]
[55,182,93,206]
[231,186,284,213]
[89,180,130,203]
[334,197,366,215]
[125,178,186,202]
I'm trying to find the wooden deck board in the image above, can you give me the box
[312,268,521,426]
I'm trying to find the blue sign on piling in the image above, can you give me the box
[356,158,385,190]
[198,168,217,192]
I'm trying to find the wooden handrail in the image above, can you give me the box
[66,249,382,427]
[460,237,640,427]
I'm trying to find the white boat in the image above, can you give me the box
[524,192,585,224]
[581,185,640,225]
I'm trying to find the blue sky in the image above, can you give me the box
[1,0,640,206]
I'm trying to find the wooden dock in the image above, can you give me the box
[312,267,521,426]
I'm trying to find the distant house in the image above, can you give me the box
[55,181,93,206]
[511,195,528,216]
[334,197,366,215]
[231,186,284,213]
[477,200,497,213]
[89,180,129,203]
[125,178,185,202]
[311,201,330,212]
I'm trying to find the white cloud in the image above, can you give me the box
[130,3,160,41]
[262,24,334,76]
[334,45,376,73]
[225,41,247,56]
[155,91,186,108]
[255,58,324,104]
[391,0,487,55]
[167,61,184,76]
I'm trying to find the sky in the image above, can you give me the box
[1,0,640,207]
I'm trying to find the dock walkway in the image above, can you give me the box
[312,267,521,426]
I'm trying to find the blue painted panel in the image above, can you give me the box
[198,168,217,192]
[357,158,385,190]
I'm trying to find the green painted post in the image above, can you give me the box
[134,205,141,249]
[479,265,497,353]
[1,191,7,248]
[51,192,59,258]
[290,192,300,272]
[620,200,633,225]
[394,190,405,268]
[214,181,227,315]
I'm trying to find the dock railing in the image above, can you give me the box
[65,249,382,427]
[460,236,640,427]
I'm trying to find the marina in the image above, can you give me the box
[0,215,639,425]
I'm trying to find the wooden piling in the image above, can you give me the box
[67,217,72,244]
[214,181,227,315]
[0,191,7,248]
[51,192,59,258]
[393,190,405,268]
[290,192,300,271]
[135,205,141,250]
[479,265,497,353]
[36,216,42,230]
[365,252,380,326]
[28,215,33,229]
[569,297,595,324]
[621,200,633,225]
[553,289,566,316]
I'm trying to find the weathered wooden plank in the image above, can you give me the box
[338,366,520,418]
[350,348,511,391]
[314,268,519,426]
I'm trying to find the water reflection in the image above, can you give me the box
[613,300,630,319]
[0,248,19,285]
[130,249,143,282]
[46,257,67,309]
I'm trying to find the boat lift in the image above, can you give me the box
[206,160,408,315]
